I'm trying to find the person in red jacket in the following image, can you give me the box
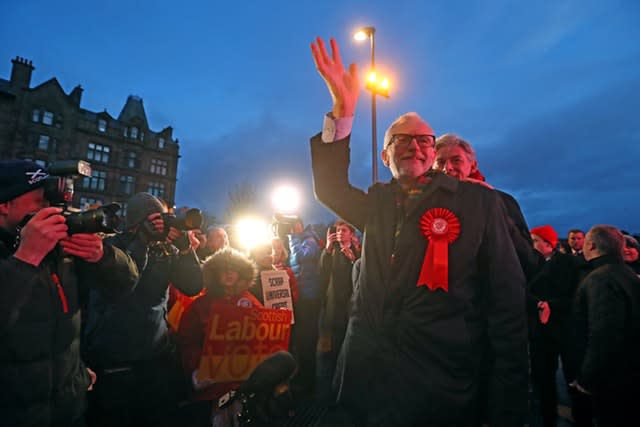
[177,248,259,426]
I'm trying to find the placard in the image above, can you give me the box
[260,269,295,323]
[196,304,292,383]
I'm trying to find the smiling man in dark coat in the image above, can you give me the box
[309,37,528,426]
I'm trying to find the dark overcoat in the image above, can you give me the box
[311,134,528,426]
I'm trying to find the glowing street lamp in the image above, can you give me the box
[271,185,300,214]
[354,26,390,184]
[365,71,390,98]
[235,217,270,251]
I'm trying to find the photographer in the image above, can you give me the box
[82,192,203,427]
[0,160,139,427]
[317,220,361,401]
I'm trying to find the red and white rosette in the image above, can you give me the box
[418,208,461,292]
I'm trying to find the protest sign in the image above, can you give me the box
[196,304,292,383]
[260,269,295,323]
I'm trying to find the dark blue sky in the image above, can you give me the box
[2,0,639,234]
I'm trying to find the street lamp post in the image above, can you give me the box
[369,29,378,184]
[355,26,388,184]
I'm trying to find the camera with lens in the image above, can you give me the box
[42,160,121,234]
[272,212,300,242]
[160,208,203,235]
[143,208,204,251]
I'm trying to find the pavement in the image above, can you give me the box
[277,360,577,426]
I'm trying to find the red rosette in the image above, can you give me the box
[417,208,461,292]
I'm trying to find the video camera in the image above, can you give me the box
[42,160,121,234]
[272,213,300,241]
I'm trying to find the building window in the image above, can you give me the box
[158,138,165,149]
[98,119,107,132]
[125,151,137,168]
[32,109,40,122]
[120,175,135,195]
[118,202,127,217]
[87,143,110,164]
[123,127,128,137]
[150,159,168,176]
[82,170,107,191]
[37,135,50,151]
[140,132,144,142]
[42,111,54,126]
[130,127,138,139]
[79,197,103,210]
[147,182,165,199]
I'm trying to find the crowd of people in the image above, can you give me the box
[1,34,639,427]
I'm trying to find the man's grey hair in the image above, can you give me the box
[435,133,477,163]
[587,225,624,258]
[383,112,426,149]
[207,226,229,242]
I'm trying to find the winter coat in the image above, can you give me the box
[311,133,528,426]
[318,246,360,353]
[0,228,138,427]
[82,233,202,366]
[178,291,263,402]
[288,228,321,300]
[527,252,581,339]
[571,255,640,394]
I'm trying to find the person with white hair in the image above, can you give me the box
[434,133,541,279]
[308,36,528,426]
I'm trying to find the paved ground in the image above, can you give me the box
[279,363,577,426]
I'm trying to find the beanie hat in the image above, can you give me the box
[0,160,50,203]
[125,192,165,227]
[531,225,558,249]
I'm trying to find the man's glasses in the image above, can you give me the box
[388,134,436,149]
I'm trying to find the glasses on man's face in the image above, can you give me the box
[388,133,436,150]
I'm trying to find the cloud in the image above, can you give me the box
[503,0,592,64]
[480,78,640,232]
[175,114,341,224]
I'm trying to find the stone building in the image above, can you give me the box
[0,56,180,213]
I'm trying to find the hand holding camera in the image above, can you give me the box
[137,209,203,252]
[166,226,191,252]
[14,207,68,266]
[59,234,104,263]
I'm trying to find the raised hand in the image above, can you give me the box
[13,207,68,266]
[311,37,360,118]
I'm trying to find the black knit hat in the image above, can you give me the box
[124,192,165,228]
[0,160,50,203]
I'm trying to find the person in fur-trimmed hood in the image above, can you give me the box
[177,248,261,425]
